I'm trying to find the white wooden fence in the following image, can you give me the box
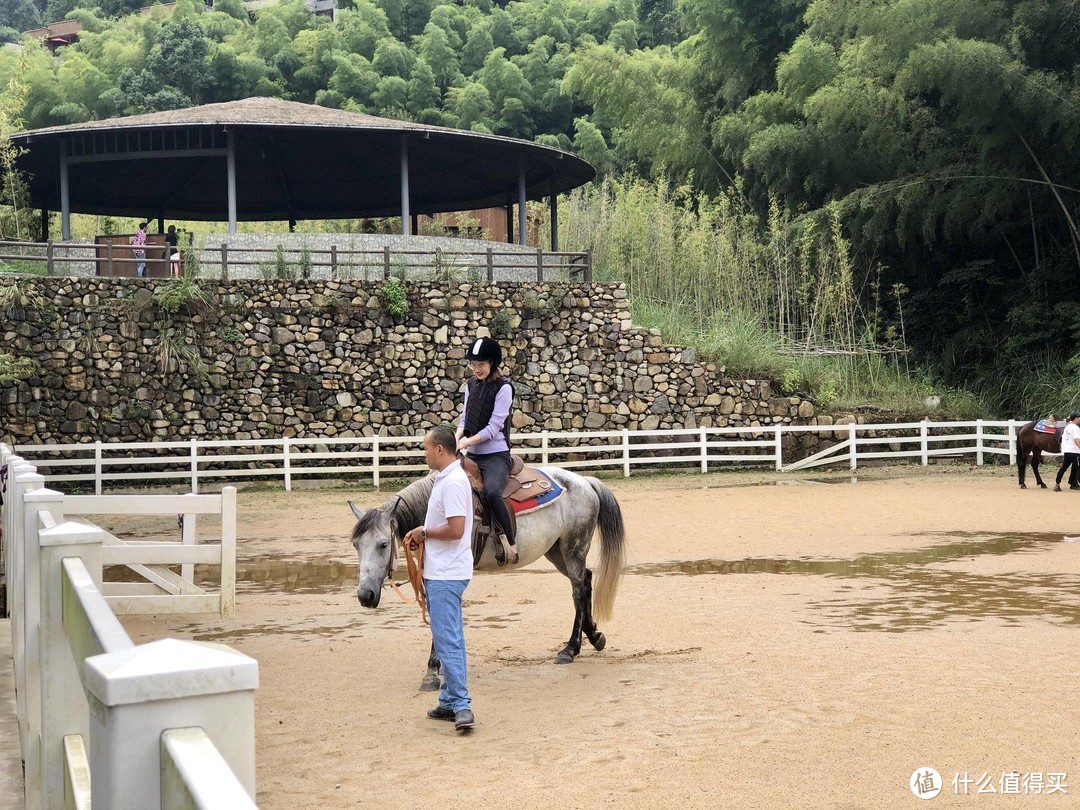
[1,443,257,810]
[9,419,1024,493]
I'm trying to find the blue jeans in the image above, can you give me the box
[425,578,471,713]
[136,262,146,278]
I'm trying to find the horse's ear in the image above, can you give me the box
[348,501,365,521]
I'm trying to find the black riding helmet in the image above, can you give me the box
[465,336,502,372]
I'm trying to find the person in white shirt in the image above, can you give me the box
[1054,411,1080,491]
[403,425,476,731]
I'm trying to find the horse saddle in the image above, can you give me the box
[460,455,553,566]
[1035,416,1064,435]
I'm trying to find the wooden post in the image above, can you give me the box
[106,242,114,277]
[486,248,494,282]
[330,244,337,279]
[383,246,391,280]
[221,244,229,279]
[536,247,543,282]
[585,249,593,283]
[46,241,54,276]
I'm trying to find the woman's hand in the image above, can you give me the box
[457,436,472,452]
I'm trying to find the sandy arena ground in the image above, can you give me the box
[118,465,1080,809]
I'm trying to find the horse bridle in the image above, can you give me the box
[382,497,428,624]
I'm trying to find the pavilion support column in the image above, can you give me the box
[517,155,527,246]
[226,129,237,234]
[400,134,411,236]
[549,193,558,252]
[60,141,70,241]
[411,213,418,236]
[157,213,165,234]
[40,209,49,242]
[289,219,296,233]
[505,198,513,244]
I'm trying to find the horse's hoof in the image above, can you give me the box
[1020,484,1027,489]
[589,632,606,652]
[419,677,440,692]
[1040,484,1048,489]
[554,651,575,664]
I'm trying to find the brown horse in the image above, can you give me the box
[1017,418,1063,488]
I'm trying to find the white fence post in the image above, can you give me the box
[189,439,199,494]
[1008,420,1017,467]
[181,493,197,585]
[38,520,105,809]
[220,486,237,620]
[93,441,102,495]
[372,434,380,491]
[20,484,61,810]
[774,427,783,472]
[976,419,984,466]
[700,428,708,474]
[621,430,630,478]
[84,639,259,810]
[282,437,291,492]
[921,420,929,465]
[849,423,857,471]
[541,431,549,465]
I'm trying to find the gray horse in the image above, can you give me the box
[349,465,626,689]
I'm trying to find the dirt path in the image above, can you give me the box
[121,466,1080,808]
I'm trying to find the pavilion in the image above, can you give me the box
[11,97,595,249]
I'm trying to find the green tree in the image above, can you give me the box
[446,80,493,130]
[0,0,42,41]
[0,46,31,239]
[417,22,459,90]
[571,116,614,174]
[372,73,407,115]
[371,37,414,79]
[407,58,440,116]
[461,17,494,74]
[338,2,392,60]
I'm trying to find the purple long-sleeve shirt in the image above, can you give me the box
[458,382,512,454]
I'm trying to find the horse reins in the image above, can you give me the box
[383,497,429,625]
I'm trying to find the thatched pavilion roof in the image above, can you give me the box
[13,97,595,221]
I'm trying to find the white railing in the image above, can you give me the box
[10,419,1024,492]
[65,491,237,618]
[1,444,258,810]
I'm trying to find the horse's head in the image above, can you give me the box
[348,500,397,608]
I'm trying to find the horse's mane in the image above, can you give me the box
[351,474,436,542]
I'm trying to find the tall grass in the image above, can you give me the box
[555,175,986,417]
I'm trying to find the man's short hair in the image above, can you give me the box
[427,425,457,455]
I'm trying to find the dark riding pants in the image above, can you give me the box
[1056,452,1080,488]
[471,451,516,545]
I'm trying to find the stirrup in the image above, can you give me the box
[494,534,518,567]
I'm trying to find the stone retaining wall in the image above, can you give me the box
[1,277,821,447]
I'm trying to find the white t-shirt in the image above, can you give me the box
[1063,422,1080,454]
[423,460,474,581]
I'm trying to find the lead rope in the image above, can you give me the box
[387,536,428,625]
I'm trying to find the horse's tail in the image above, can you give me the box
[586,477,626,623]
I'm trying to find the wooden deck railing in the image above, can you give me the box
[0,239,593,282]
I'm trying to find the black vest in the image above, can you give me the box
[463,377,513,446]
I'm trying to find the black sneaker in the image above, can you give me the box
[494,538,518,567]
[427,706,455,721]
[454,709,475,731]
